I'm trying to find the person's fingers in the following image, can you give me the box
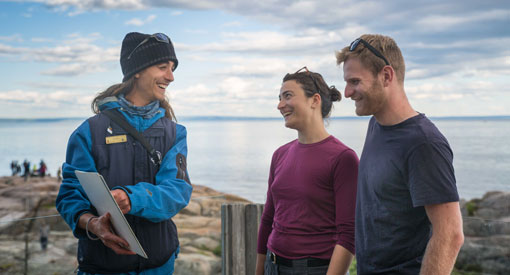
[91,212,112,238]
[103,239,136,255]
[111,190,127,204]
[111,190,131,214]
[101,231,134,255]
[117,201,128,213]
[101,230,131,249]
[89,213,135,255]
[96,213,128,247]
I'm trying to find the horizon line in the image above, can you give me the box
[1,115,510,122]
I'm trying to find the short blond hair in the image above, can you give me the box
[336,34,405,83]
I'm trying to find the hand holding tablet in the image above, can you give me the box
[75,170,148,259]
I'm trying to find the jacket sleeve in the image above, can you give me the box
[56,120,97,239]
[122,124,193,223]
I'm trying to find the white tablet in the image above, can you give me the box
[75,170,148,259]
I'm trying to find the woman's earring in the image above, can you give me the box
[135,74,140,79]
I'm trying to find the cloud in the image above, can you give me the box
[169,76,280,117]
[41,63,107,76]
[0,33,118,76]
[0,88,95,118]
[182,29,208,35]
[0,89,77,105]
[212,54,339,80]
[179,27,359,55]
[17,1,510,51]
[26,81,104,91]
[31,37,54,43]
[414,9,510,31]
[222,21,242,28]
[43,0,145,11]
[30,43,117,64]
[125,14,157,26]
[125,18,144,26]
[406,77,509,100]
[0,43,27,54]
[2,0,509,118]
[0,34,23,43]
[0,90,40,103]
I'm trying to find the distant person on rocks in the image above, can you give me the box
[23,159,30,181]
[57,167,62,182]
[336,34,464,274]
[56,31,192,275]
[256,67,358,275]
[10,160,18,176]
[39,159,47,178]
[40,222,50,251]
[32,164,38,176]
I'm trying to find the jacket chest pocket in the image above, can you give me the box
[176,153,190,185]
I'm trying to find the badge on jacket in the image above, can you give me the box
[105,135,127,144]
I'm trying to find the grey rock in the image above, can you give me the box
[457,191,510,274]
[0,176,250,275]
[174,253,221,275]
[192,236,220,251]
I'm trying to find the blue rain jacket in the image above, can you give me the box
[56,100,192,274]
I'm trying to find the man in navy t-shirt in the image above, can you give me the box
[335,34,464,274]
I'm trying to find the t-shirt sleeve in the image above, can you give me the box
[257,152,277,254]
[407,141,459,207]
[333,149,358,255]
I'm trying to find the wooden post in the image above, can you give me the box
[222,203,264,275]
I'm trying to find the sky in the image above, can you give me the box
[0,0,509,118]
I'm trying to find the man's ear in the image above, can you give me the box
[381,66,394,87]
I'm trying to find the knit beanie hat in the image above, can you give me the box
[120,32,178,82]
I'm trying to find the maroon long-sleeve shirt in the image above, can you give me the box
[257,135,358,259]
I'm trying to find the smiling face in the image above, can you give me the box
[128,60,175,106]
[278,80,316,130]
[343,57,386,116]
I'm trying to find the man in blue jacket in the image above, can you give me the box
[56,32,193,275]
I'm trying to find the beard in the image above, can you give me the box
[355,78,386,116]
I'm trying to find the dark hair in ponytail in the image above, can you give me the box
[283,70,341,118]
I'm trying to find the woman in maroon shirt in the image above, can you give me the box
[256,67,359,275]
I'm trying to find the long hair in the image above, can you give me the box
[91,76,177,121]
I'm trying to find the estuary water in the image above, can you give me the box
[1,116,509,203]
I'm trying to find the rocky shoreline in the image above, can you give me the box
[457,192,510,274]
[0,176,250,275]
[0,176,509,275]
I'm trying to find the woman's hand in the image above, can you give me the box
[111,189,131,214]
[326,244,353,275]
[87,212,136,256]
[255,253,266,275]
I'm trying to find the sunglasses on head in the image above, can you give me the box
[293,66,321,94]
[349,38,390,66]
[127,33,170,60]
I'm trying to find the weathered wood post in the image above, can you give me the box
[221,203,264,275]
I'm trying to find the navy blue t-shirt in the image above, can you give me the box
[355,114,459,274]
